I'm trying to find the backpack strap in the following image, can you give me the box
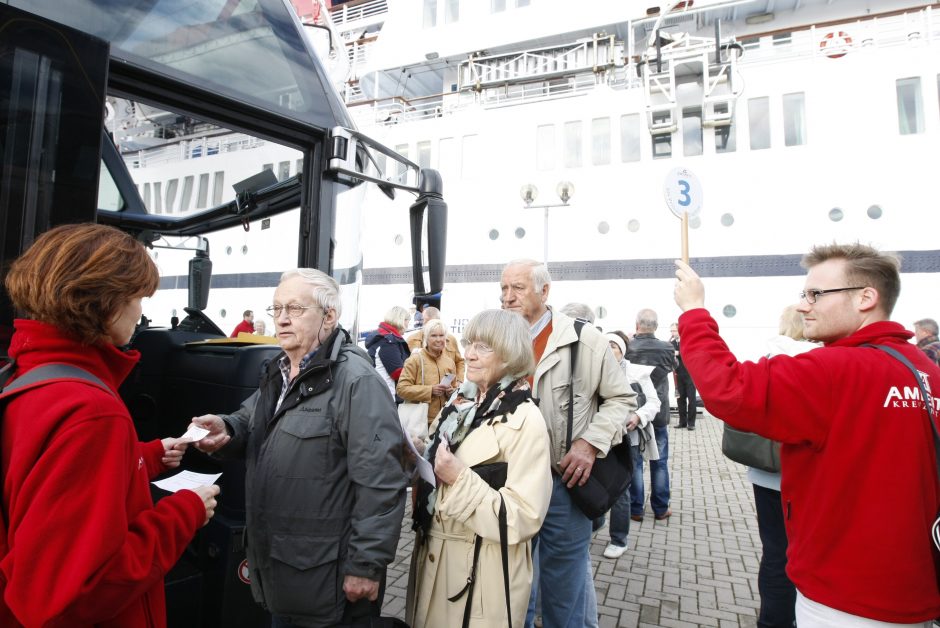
[566,320,585,451]
[1,363,113,401]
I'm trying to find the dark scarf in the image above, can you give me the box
[414,377,532,537]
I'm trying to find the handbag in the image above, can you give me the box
[721,425,781,473]
[863,344,940,589]
[398,350,429,440]
[564,320,634,520]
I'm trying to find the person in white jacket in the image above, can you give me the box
[603,332,661,559]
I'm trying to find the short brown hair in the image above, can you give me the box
[5,223,159,344]
[801,243,901,316]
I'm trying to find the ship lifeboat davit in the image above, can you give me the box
[820,30,852,58]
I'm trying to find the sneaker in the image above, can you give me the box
[603,543,627,559]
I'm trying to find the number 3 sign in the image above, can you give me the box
[663,167,703,219]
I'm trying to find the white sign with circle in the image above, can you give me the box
[663,167,703,218]
[237,559,251,584]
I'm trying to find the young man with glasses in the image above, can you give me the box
[189,269,407,628]
[674,244,940,626]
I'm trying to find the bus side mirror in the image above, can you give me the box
[410,169,447,297]
[188,249,212,311]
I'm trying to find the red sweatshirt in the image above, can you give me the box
[679,309,940,622]
[1,320,206,627]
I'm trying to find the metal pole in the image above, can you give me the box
[543,206,550,263]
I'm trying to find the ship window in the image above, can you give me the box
[180,176,194,213]
[722,305,737,318]
[896,77,924,135]
[462,134,481,179]
[748,97,771,150]
[278,161,290,181]
[153,181,163,214]
[491,0,506,12]
[829,207,844,222]
[741,37,760,51]
[627,219,640,233]
[423,0,437,28]
[212,171,224,206]
[395,144,409,183]
[591,117,611,166]
[196,173,209,209]
[438,137,457,177]
[772,32,792,46]
[263,163,273,173]
[143,182,152,209]
[867,205,883,219]
[445,0,459,24]
[537,124,555,171]
[721,213,734,226]
[515,227,526,239]
[296,159,303,176]
[682,108,703,157]
[782,92,807,146]
[620,114,641,162]
[394,234,404,246]
[488,229,499,240]
[516,0,531,6]
[651,111,672,158]
[417,141,432,169]
[597,221,610,234]
[715,104,736,153]
[564,121,583,168]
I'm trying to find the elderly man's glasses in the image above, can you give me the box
[799,287,865,304]
[460,339,494,355]
[266,304,317,318]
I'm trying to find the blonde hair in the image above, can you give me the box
[422,318,447,348]
[383,305,411,332]
[463,310,535,380]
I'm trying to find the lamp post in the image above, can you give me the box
[520,181,575,263]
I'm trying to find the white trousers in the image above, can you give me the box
[795,591,932,628]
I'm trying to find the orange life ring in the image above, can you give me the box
[820,31,852,58]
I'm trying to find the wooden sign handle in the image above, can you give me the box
[681,213,689,265]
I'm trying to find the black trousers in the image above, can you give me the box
[676,370,697,427]
[753,484,796,628]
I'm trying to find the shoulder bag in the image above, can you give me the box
[721,425,781,473]
[398,350,429,440]
[564,321,634,520]
[864,344,940,590]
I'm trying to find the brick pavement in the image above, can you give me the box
[382,411,764,627]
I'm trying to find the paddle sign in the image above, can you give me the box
[663,167,703,264]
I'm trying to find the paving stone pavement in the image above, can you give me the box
[382,411,764,627]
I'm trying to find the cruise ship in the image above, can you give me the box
[121,0,940,358]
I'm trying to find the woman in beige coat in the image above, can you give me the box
[407,310,552,627]
[398,318,458,424]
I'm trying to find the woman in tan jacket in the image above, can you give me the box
[407,310,552,627]
[397,318,458,424]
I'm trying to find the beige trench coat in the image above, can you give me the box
[407,399,552,627]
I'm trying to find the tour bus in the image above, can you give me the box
[0,1,446,626]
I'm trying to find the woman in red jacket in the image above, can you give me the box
[0,223,218,627]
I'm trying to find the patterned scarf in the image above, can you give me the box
[413,376,532,537]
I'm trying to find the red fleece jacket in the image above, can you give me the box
[1,320,206,627]
[679,309,940,622]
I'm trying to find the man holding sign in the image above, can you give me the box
[674,245,940,624]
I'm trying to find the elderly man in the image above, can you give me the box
[675,244,940,625]
[192,269,407,628]
[914,318,940,365]
[500,259,635,628]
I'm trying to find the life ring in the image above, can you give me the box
[820,31,852,58]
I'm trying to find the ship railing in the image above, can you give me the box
[329,0,388,28]
[125,134,266,168]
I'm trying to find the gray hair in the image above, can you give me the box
[560,302,595,324]
[504,258,552,293]
[636,308,658,332]
[383,305,411,332]
[280,268,342,318]
[422,306,441,320]
[422,318,447,348]
[915,318,939,336]
[463,310,535,380]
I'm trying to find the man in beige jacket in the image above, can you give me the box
[500,259,635,628]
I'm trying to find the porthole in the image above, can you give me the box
[225,246,233,255]
[515,227,526,239]
[722,305,737,318]
[627,219,640,233]
[597,221,610,234]
[721,213,734,227]
[241,245,248,255]
[690,216,702,229]
[488,229,499,241]
[595,306,608,319]
[219,309,227,318]
[867,205,883,219]
[394,234,404,246]
[829,207,844,222]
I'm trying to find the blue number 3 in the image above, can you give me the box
[678,180,691,207]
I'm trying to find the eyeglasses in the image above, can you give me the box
[266,304,318,318]
[799,287,866,304]
[460,339,494,355]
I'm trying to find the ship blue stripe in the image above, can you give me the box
[159,250,940,290]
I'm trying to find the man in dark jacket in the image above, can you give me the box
[669,322,698,429]
[192,269,407,628]
[626,309,676,521]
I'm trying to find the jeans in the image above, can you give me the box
[609,444,641,546]
[631,426,670,517]
[754,484,796,628]
[526,475,592,628]
[676,371,697,427]
[584,554,598,628]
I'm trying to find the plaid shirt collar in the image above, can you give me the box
[276,347,319,411]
